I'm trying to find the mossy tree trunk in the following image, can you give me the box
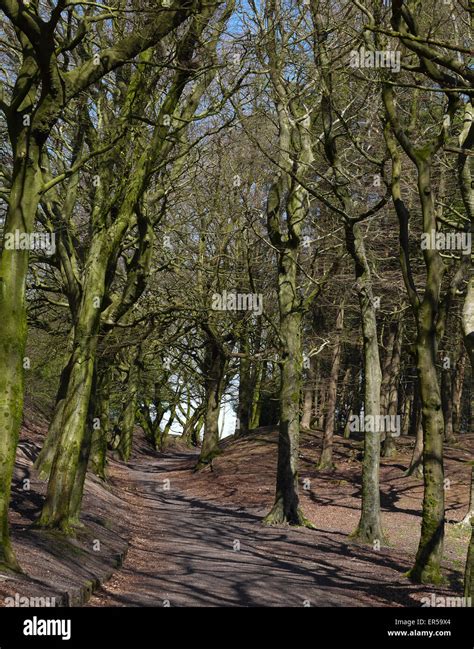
[441,364,455,442]
[452,346,466,434]
[90,365,113,479]
[0,0,209,557]
[383,83,461,582]
[406,418,424,479]
[196,334,227,469]
[382,319,403,457]
[236,329,252,437]
[249,360,266,430]
[38,11,221,528]
[264,246,307,525]
[408,182,447,585]
[0,131,43,572]
[118,349,142,462]
[318,306,344,471]
[38,240,108,533]
[262,62,314,525]
[346,224,384,544]
[69,365,99,525]
[35,354,75,480]
[182,404,204,447]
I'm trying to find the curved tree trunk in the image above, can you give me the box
[182,404,204,447]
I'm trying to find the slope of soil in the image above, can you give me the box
[0,404,130,607]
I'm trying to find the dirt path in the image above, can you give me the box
[88,450,453,608]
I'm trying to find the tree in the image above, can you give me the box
[0,0,207,570]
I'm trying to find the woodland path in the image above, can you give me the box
[87,450,434,608]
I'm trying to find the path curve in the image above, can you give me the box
[87,451,432,608]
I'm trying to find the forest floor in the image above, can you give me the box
[1,409,472,608]
[88,427,473,607]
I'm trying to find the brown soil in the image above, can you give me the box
[87,427,473,607]
[0,403,129,607]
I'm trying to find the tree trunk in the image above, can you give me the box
[90,366,113,479]
[264,249,308,525]
[344,369,363,439]
[458,467,474,527]
[408,303,446,584]
[452,347,466,434]
[318,306,344,471]
[317,383,326,430]
[37,240,108,533]
[301,353,316,430]
[35,354,75,480]
[0,136,43,571]
[401,382,413,436]
[69,366,99,525]
[347,224,384,544]
[463,277,474,370]
[182,405,204,447]
[338,366,353,432]
[118,351,140,462]
[441,364,455,442]
[382,320,403,458]
[236,332,252,437]
[406,417,424,479]
[464,520,474,603]
[158,403,177,452]
[301,384,313,431]
[196,336,227,469]
[380,326,396,415]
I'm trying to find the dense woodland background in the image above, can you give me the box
[0,0,473,606]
